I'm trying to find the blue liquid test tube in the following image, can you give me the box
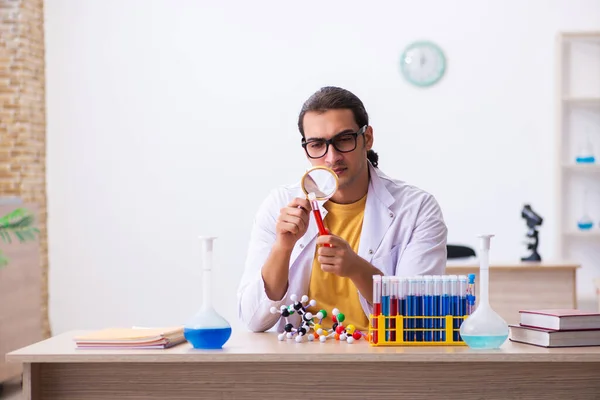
[407,277,418,342]
[417,276,424,341]
[432,275,442,341]
[458,275,468,341]
[467,273,476,315]
[450,275,460,341]
[381,276,390,341]
[441,275,451,341]
[423,276,434,342]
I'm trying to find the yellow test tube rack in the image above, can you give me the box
[368,314,468,346]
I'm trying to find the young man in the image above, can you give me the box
[237,87,447,333]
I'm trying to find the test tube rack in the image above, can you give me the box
[368,314,467,346]
[369,274,476,347]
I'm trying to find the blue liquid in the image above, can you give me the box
[578,221,594,230]
[576,156,596,164]
[415,295,423,341]
[441,295,450,341]
[451,295,460,341]
[433,295,441,341]
[423,295,434,342]
[382,295,390,341]
[458,296,467,341]
[462,334,508,349]
[402,297,408,341]
[406,295,416,341]
[184,327,231,349]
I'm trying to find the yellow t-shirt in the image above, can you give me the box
[306,193,370,332]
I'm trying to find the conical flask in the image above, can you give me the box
[459,234,508,349]
[577,189,594,230]
[184,236,232,349]
[575,133,595,164]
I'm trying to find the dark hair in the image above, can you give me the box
[297,86,379,168]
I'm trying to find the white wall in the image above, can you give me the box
[44,0,600,335]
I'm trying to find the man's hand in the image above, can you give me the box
[315,234,365,278]
[275,198,311,251]
[315,233,383,304]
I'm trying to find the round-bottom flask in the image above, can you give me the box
[184,236,232,349]
[460,234,509,349]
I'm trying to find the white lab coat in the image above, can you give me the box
[237,162,448,332]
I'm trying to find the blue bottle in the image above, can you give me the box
[184,236,232,349]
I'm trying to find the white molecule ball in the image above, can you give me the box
[286,332,293,339]
[320,335,327,343]
[309,299,317,307]
[278,333,285,341]
[347,337,355,344]
[305,312,313,319]
[316,311,324,320]
[332,308,340,316]
[295,335,303,343]
[308,334,315,342]
[340,334,347,341]
[317,328,324,335]
[301,295,309,303]
[290,294,298,302]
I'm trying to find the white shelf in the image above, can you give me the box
[562,97,600,110]
[560,32,600,44]
[563,163,600,173]
[564,230,600,238]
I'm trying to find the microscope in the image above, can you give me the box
[521,204,543,262]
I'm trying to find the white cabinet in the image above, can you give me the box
[555,32,600,310]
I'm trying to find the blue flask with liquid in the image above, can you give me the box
[184,236,232,349]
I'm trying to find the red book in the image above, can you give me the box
[519,309,600,331]
[509,324,600,348]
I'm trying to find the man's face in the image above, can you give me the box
[301,109,373,191]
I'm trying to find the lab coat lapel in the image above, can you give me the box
[357,164,395,263]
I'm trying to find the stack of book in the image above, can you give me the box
[509,309,600,348]
[74,326,186,349]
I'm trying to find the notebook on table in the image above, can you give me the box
[74,326,186,349]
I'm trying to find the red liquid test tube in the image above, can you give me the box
[372,275,382,344]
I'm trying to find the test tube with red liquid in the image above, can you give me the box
[308,192,331,247]
[372,275,381,344]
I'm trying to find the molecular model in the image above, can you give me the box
[270,295,367,344]
[316,308,367,344]
[270,294,326,343]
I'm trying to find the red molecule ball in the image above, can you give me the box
[335,325,345,334]
[352,331,362,340]
[332,316,337,323]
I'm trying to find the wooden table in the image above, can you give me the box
[446,261,580,324]
[6,330,600,399]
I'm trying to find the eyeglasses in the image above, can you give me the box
[301,125,367,159]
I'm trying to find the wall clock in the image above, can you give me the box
[400,41,446,87]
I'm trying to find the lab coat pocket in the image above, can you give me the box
[370,245,400,276]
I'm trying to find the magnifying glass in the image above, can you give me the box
[301,166,339,240]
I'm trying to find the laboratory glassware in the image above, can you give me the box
[575,133,595,164]
[577,188,594,230]
[459,234,509,349]
[183,236,232,349]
